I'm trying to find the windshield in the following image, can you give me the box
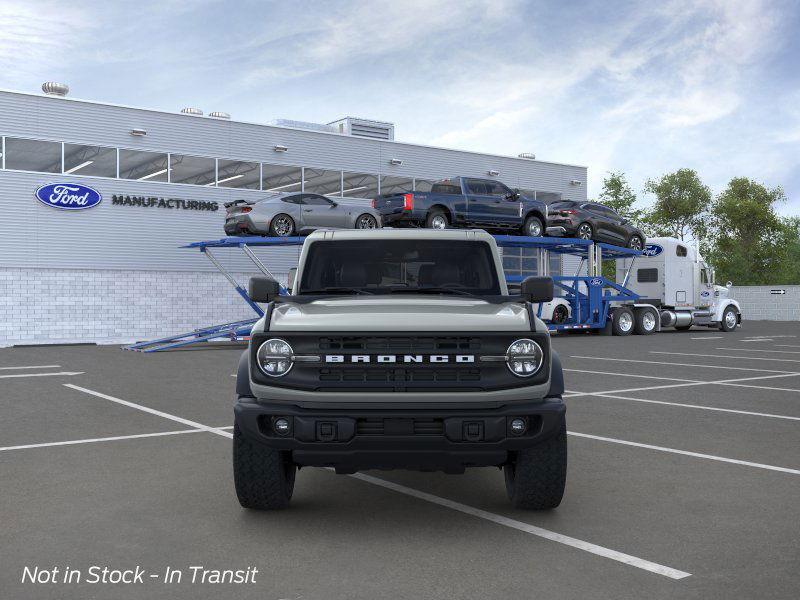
[298,240,501,296]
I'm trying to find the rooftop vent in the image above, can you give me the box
[328,117,394,141]
[42,82,69,97]
[269,119,337,134]
[518,152,536,160]
[180,107,203,116]
[209,111,230,119]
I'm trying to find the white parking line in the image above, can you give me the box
[63,384,234,439]
[777,345,800,349]
[569,432,800,475]
[0,371,84,379]
[350,472,691,580]
[651,351,800,364]
[0,365,61,370]
[570,393,800,421]
[690,336,723,340]
[571,355,797,374]
[563,368,700,383]
[716,347,800,355]
[61,383,690,580]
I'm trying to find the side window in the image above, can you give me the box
[281,195,302,204]
[465,179,489,195]
[302,194,333,206]
[637,268,658,283]
[430,181,461,194]
[485,181,512,197]
[676,245,688,257]
[700,269,710,284]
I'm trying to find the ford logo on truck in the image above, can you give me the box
[35,183,102,210]
[642,244,663,257]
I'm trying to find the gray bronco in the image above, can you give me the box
[233,229,567,510]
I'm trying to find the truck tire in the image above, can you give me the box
[233,423,296,510]
[611,307,634,336]
[552,304,569,324]
[719,306,739,332]
[504,416,567,510]
[633,308,657,335]
[523,215,544,237]
[426,209,449,230]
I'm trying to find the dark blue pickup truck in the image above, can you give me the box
[372,177,549,236]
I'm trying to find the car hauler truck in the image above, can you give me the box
[614,237,741,333]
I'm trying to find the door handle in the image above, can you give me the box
[303,209,312,212]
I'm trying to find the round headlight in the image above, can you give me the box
[256,338,293,377]
[506,338,543,377]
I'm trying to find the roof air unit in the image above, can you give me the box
[180,107,204,116]
[209,111,230,119]
[328,117,395,141]
[42,82,69,96]
[518,152,536,160]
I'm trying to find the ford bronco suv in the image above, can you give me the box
[233,229,567,510]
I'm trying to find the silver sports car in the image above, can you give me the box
[223,192,382,237]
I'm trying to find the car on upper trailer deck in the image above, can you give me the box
[546,200,646,250]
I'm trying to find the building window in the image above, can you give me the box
[262,163,302,193]
[217,159,260,189]
[63,144,117,177]
[169,154,216,186]
[379,175,413,195]
[304,168,342,196]
[4,137,61,173]
[341,172,378,199]
[119,149,169,182]
[414,178,436,192]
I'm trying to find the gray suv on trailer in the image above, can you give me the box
[233,229,567,510]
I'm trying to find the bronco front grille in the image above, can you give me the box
[319,367,482,384]
[317,336,482,353]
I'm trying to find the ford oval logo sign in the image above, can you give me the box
[588,277,603,286]
[642,244,663,257]
[35,183,102,210]
[700,290,710,297]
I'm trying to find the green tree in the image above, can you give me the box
[642,169,711,241]
[598,171,643,227]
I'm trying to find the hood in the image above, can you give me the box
[269,296,530,332]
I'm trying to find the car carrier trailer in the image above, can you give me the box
[125,232,741,352]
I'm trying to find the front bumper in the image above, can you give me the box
[234,396,565,473]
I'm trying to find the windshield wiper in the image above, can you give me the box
[392,286,481,299]
[300,287,374,295]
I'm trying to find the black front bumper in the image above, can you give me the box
[234,397,565,473]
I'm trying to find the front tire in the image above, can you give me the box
[628,235,644,251]
[355,213,378,229]
[233,424,296,510]
[269,214,295,237]
[504,417,567,510]
[523,215,544,237]
[576,222,593,240]
[719,306,738,332]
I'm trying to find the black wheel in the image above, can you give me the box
[355,213,378,229]
[426,209,449,230]
[552,304,569,324]
[576,222,593,240]
[233,423,296,510]
[719,306,738,332]
[633,308,657,335]
[628,235,644,251]
[523,215,544,237]
[504,416,567,510]
[269,214,295,237]
[611,307,634,336]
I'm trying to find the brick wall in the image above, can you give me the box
[729,286,800,321]
[0,268,282,347]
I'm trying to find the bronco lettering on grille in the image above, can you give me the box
[324,355,475,364]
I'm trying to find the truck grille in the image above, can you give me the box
[317,336,482,352]
[319,367,482,384]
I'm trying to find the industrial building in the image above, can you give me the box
[0,85,587,346]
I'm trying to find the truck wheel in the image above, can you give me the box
[269,214,295,237]
[523,215,544,237]
[504,416,567,510]
[719,306,739,332]
[426,209,449,230]
[233,423,296,510]
[633,308,657,335]
[552,304,569,324]
[611,307,634,336]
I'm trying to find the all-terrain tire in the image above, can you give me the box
[233,423,296,510]
[504,417,567,510]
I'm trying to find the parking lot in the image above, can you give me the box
[1,320,799,600]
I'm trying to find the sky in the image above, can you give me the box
[1,0,799,214]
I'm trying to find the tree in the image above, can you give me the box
[598,171,644,227]
[642,169,711,241]
[706,178,795,285]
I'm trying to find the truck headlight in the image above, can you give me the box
[506,338,543,377]
[256,338,293,377]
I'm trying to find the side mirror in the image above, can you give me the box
[330,201,338,208]
[520,276,554,303]
[287,268,297,293]
[249,276,281,303]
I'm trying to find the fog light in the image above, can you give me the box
[510,418,527,435]
[273,417,291,435]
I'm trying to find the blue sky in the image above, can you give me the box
[2,0,799,213]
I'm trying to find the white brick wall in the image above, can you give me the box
[0,268,284,347]
[729,286,800,322]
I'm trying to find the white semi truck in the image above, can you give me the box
[613,236,742,334]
